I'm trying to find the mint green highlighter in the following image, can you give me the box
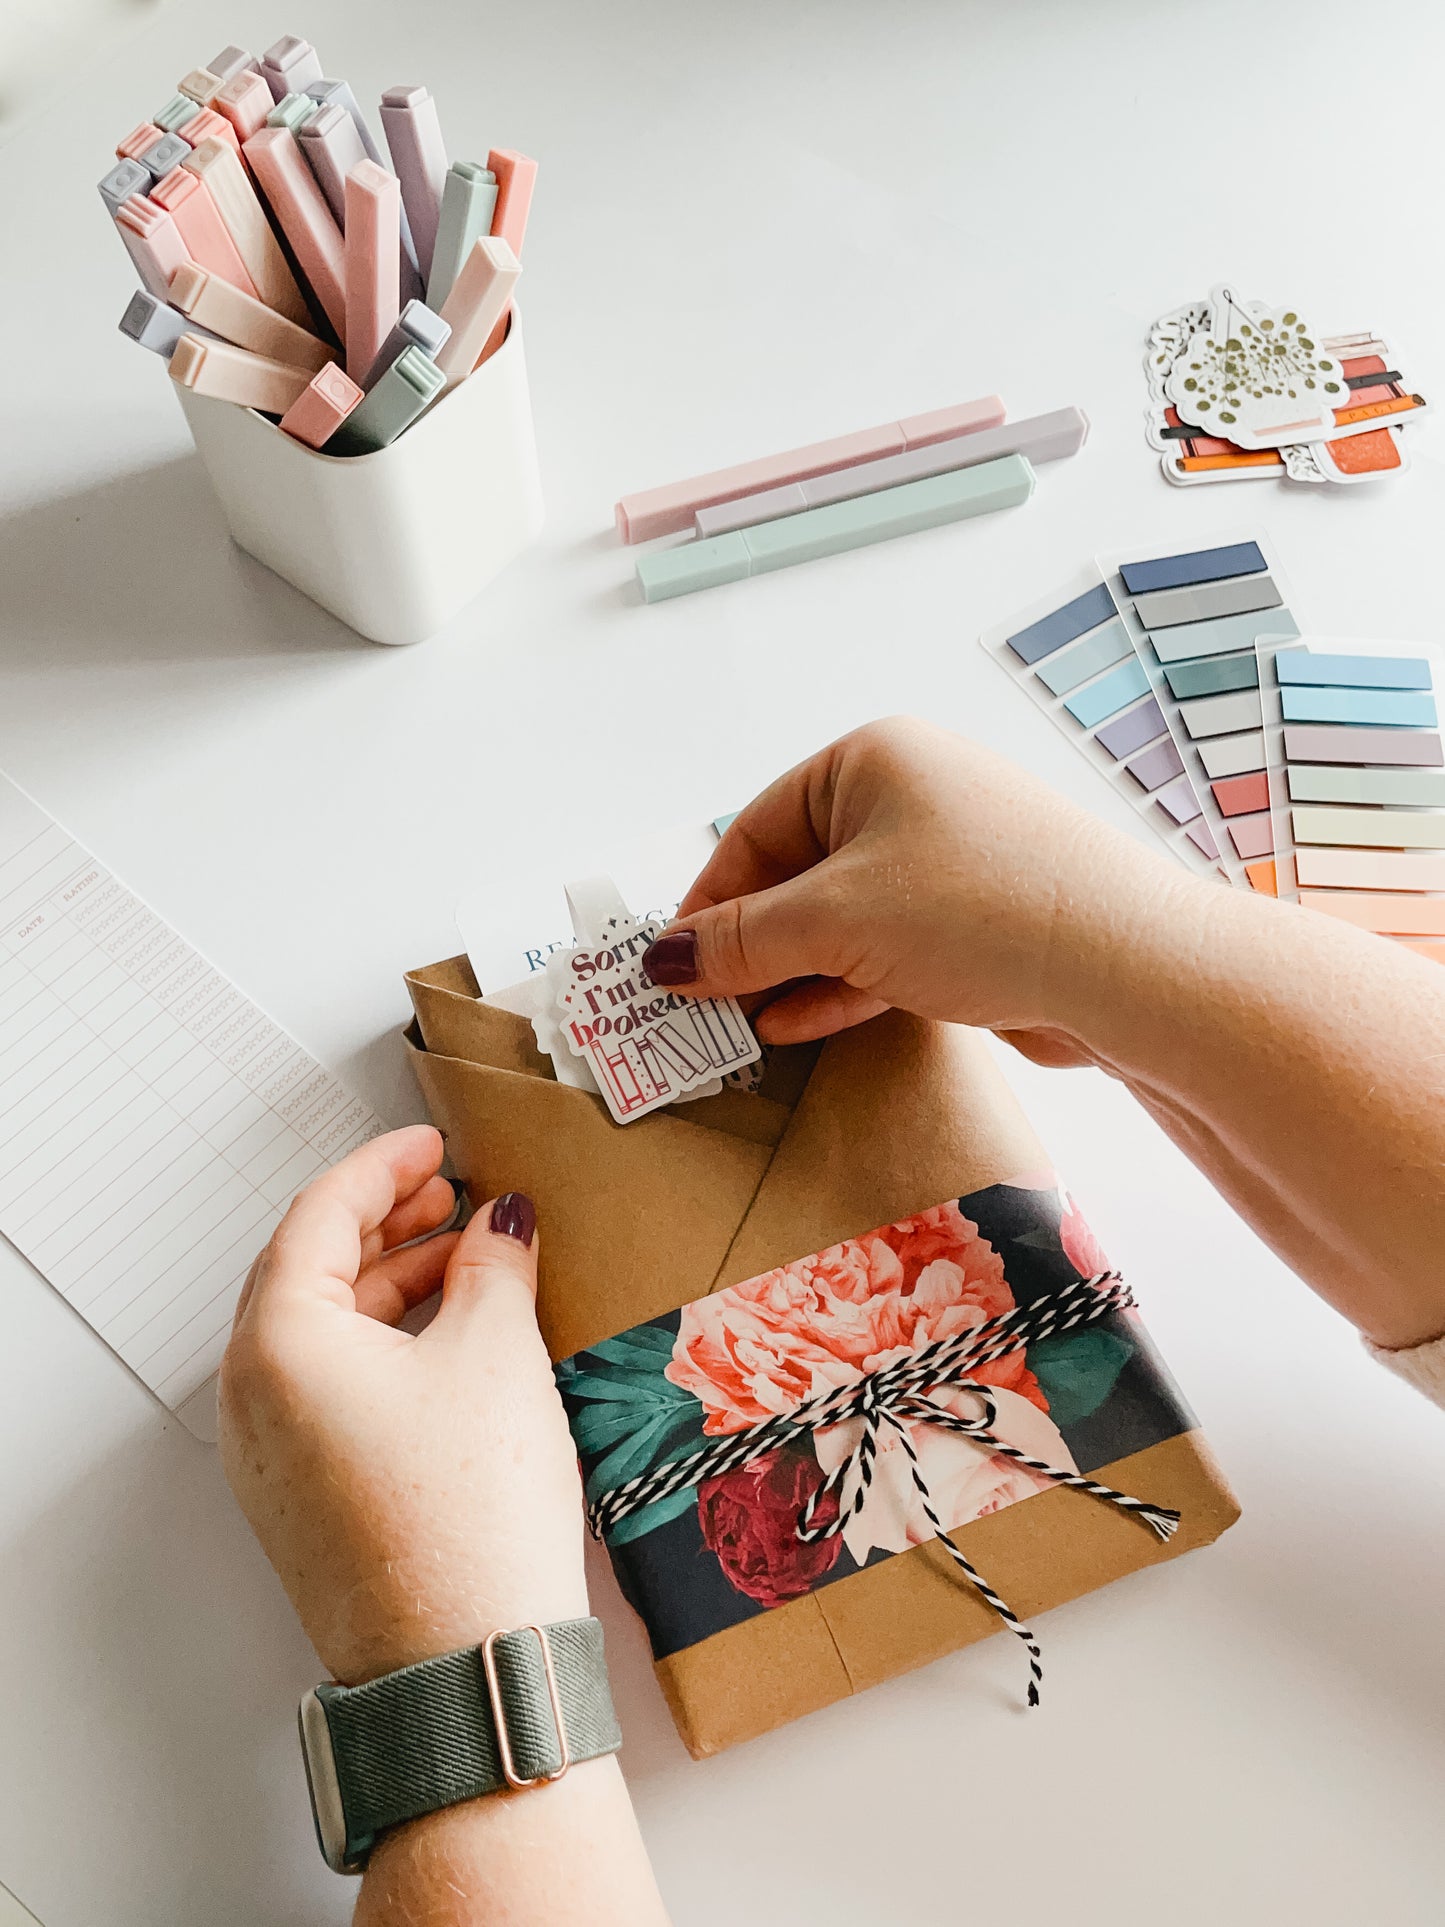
[298,1619,622,1873]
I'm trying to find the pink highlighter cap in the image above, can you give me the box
[279,361,364,448]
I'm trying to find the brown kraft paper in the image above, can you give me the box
[404,955,1240,1756]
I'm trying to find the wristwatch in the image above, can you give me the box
[298,1617,623,1873]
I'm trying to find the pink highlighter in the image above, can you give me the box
[243,126,348,341]
[113,195,193,302]
[150,167,259,299]
[344,162,401,385]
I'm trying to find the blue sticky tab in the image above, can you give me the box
[1275,653,1432,692]
[1035,619,1131,696]
[713,813,738,837]
[1119,542,1267,595]
[1005,581,1116,665]
[1279,687,1438,729]
[1064,658,1151,730]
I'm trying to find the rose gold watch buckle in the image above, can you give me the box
[481,1624,572,1789]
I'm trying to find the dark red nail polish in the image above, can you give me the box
[490,1191,536,1247]
[643,930,699,986]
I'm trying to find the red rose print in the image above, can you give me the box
[697,1448,841,1608]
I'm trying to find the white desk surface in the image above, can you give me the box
[3,1,1445,1921]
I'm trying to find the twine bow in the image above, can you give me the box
[588,1272,1181,1707]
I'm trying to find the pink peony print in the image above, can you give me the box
[1059,1190,1110,1281]
[666,1201,1045,1436]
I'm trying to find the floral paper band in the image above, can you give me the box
[556,1178,1196,1664]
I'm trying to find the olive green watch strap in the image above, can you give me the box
[301,1618,621,1872]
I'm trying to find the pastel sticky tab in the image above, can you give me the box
[1154,774,1203,826]
[380,85,448,281]
[345,161,402,384]
[1147,607,1299,664]
[639,457,1033,601]
[434,236,522,386]
[1296,847,1445,892]
[119,290,204,357]
[1093,697,1166,760]
[182,139,311,328]
[178,68,223,105]
[243,126,348,338]
[1034,618,1131,696]
[1286,765,1445,808]
[1283,725,1444,767]
[363,299,451,390]
[150,166,259,298]
[1063,658,1152,729]
[1125,737,1185,793]
[1279,687,1437,729]
[279,361,365,448]
[1300,892,1445,936]
[616,395,1006,543]
[99,158,152,215]
[1189,822,1223,860]
[215,71,274,144]
[1134,574,1282,630]
[168,333,312,413]
[262,35,324,102]
[1197,732,1265,779]
[695,407,1088,539]
[113,195,192,302]
[209,47,258,83]
[268,91,317,134]
[1164,652,1259,701]
[1291,806,1445,850]
[1211,772,1270,817]
[1118,542,1267,595]
[428,162,500,310]
[326,343,445,455]
[168,262,331,372]
[154,93,201,132]
[1226,813,1274,861]
[1275,652,1432,691]
[1006,581,1118,665]
[713,813,739,836]
[1177,689,1263,740]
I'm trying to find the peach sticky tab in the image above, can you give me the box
[215,70,273,144]
[1299,891,1445,936]
[150,167,258,298]
[1295,847,1445,893]
[1398,937,1445,965]
[243,126,347,339]
[344,161,401,384]
[1244,859,1278,896]
[279,362,364,448]
[169,333,312,413]
[168,262,330,372]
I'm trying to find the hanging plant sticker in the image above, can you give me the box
[1164,284,1344,449]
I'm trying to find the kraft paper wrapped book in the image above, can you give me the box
[404,954,1239,1756]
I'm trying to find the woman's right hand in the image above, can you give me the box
[641,717,1195,1056]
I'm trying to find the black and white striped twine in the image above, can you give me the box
[588,1271,1181,1707]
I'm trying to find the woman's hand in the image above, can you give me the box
[642,716,1191,1057]
[219,1127,586,1686]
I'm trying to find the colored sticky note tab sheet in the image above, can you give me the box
[1279,686,1437,729]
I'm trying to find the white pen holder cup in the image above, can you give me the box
[176,314,544,645]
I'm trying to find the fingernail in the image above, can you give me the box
[643,930,698,986]
[490,1191,536,1247]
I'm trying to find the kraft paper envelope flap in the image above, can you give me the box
[404,962,1239,1756]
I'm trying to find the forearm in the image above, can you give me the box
[355,1756,669,1927]
[1055,867,1445,1348]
